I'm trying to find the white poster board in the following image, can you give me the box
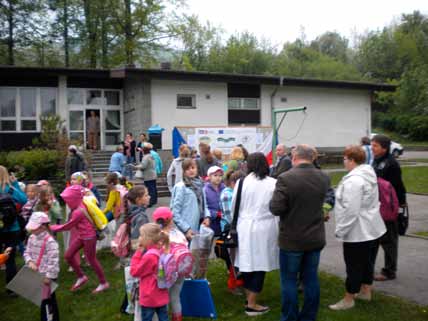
[7,266,58,306]
[194,127,257,154]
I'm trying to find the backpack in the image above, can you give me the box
[114,185,128,219]
[170,243,194,277]
[111,220,130,258]
[0,189,18,229]
[146,249,178,289]
[378,177,399,222]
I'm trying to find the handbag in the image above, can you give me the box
[224,177,245,249]
[397,205,409,236]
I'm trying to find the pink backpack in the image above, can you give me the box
[146,249,178,289]
[170,243,194,277]
[113,185,128,219]
[378,177,399,222]
[111,221,130,257]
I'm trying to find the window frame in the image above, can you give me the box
[176,94,196,109]
[227,97,260,110]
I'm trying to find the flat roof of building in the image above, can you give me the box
[0,65,396,92]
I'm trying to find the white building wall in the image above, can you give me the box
[151,79,228,149]
[261,85,371,148]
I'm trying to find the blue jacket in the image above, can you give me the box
[150,150,163,175]
[170,181,210,233]
[204,182,225,235]
[0,181,28,233]
[109,152,126,173]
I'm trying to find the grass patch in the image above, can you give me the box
[1,251,427,321]
[414,231,428,237]
[327,166,428,194]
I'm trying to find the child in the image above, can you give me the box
[154,207,188,321]
[103,172,128,222]
[130,223,170,321]
[204,166,225,236]
[219,170,245,294]
[0,247,12,265]
[51,185,109,293]
[120,185,150,315]
[24,212,60,321]
[35,186,63,225]
[21,184,39,222]
[170,158,211,240]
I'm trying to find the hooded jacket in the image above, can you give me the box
[334,164,386,242]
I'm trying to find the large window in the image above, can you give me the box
[67,88,120,106]
[0,87,57,132]
[227,83,261,124]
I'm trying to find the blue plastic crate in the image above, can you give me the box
[180,279,217,319]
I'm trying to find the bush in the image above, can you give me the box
[408,115,428,140]
[3,149,64,181]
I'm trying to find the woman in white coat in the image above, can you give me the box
[232,152,279,317]
[329,145,386,311]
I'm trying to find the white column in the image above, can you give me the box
[58,76,68,132]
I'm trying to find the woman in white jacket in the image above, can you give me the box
[233,152,279,316]
[329,145,386,311]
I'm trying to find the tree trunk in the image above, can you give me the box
[100,3,108,68]
[7,0,14,65]
[63,0,69,67]
[83,0,97,68]
[124,0,133,66]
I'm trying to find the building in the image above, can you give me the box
[0,66,395,151]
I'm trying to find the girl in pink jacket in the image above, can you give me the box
[51,185,109,293]
[24,212,60,321]
[130,223,170,321]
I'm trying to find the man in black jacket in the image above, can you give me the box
[271,144,292,178]
[371,134,406,281]
[270,144,330,321]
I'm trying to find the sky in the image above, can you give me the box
[185,0,428,49]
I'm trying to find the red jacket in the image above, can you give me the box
[130,248,169,308]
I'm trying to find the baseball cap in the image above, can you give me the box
[26,212,50,231]
[207,166,223,176]
[152,207,173,222]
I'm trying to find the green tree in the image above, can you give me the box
[310,31,349,63]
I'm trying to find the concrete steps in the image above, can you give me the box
[88,150,171,198]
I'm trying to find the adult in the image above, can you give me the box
[270,144,292,178]
[123,133,136,180]
[371,134,406,281]
[86,110,100,150]
[108,145,126,173]
[233,152,278,316]
[222,146,246,177]
[167,144,190,192]
[0,166,27,290]
[196,142,218,178]
[65,145,87,183]
[136,133,148,162]
[361,136,373,165]
[329,145,386,310]
[136,144,158,207]
[270,145,330,321]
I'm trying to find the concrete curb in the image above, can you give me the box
[405,233,428,240]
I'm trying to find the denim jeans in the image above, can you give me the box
[124,156,135,180]
[279,249,321,321]
[141,305,168,321]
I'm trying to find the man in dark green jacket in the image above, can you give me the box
[270,144,330,321]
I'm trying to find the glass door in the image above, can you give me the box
[69,110,85,146]
[103,109,122,150]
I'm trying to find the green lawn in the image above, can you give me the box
[328,166,428,194]
[1,252,427,321]
[414,231,428,237]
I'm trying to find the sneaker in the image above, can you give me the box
[355,292,372,301]
[71,275,89,291]
[329,299,355,310]
[245,306,270,316]
[92,282,110,294]
[67,266,74,272]
[374,273,395,281]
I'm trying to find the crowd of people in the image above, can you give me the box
[0,133,407,321]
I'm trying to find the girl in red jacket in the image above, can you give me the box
[130,223,170,321]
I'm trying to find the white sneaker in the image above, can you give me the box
[92,282,110,294]
[329,299,355,310]
[355,292,372,301]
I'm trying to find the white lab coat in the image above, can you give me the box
[233,173,279,272]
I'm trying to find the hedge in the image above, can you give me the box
[373,112,428,141]
[0,149,64,181]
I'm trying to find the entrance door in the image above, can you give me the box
[103,109,122,151]
[85,109,101,150]
[69,110,85,146]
